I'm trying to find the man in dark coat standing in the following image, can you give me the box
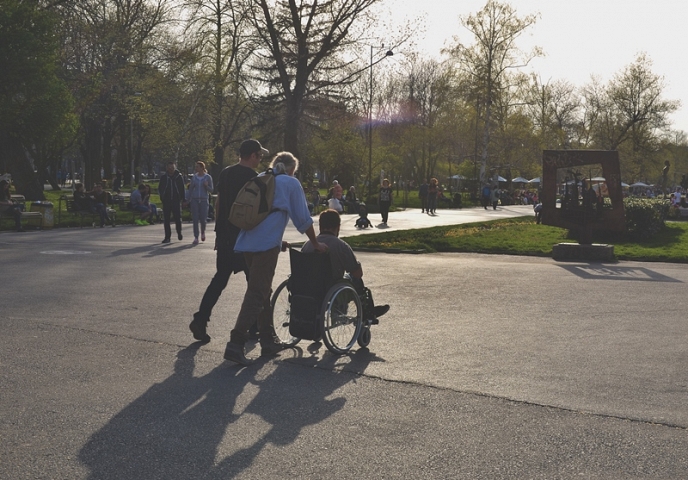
[158,161,186,243]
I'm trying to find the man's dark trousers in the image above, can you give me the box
[163,201,182,239]
[196,238,248,321]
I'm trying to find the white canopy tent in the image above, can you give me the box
[528,177,540,183]
[511,176,529,183]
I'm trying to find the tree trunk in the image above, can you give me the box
[284,97,301,160]
[80,117,103,188]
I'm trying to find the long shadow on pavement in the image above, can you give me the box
[78,344,373,479]
[558,264,682,283]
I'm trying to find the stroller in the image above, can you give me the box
[355,203,371,228]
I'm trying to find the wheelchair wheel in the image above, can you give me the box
[270,279,301,347]
[357,326,371,348]
[320,281,363,354]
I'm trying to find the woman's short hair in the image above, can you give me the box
[270,152,299,175]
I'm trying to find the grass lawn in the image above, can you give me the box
[343,216,688,263]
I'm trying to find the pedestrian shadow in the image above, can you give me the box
[78,343,374,479]
[558,264,682,283]
[144,243,195,256]
[108,243,195,257]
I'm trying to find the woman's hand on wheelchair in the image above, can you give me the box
[312,240,328,253]
[281,241,289,252]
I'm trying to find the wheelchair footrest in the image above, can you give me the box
[289,295,320,340]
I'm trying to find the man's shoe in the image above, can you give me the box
[260,340,287,357]
[373,304,390,318]
[224,342,252,366]
[189,318,211,342]
[178,232,183,241]
[162,237,171,244]
[192,237,199,245]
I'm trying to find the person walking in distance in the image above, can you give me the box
[189,140,265,342]
[379,178,393,224]
[223,152,326,365]
[158,161,186,243]
[188,161,214,245]
[418,180,429,213]
[427,178,438,214]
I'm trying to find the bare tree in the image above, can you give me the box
[248,0,385,161]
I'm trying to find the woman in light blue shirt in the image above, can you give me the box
[226,152,326,365]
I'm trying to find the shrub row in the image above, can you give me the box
[623,197,670,240]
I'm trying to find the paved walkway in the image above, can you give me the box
[284,204,534,243]
[2,204,687,478]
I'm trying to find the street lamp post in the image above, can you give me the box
[367,46,393,202]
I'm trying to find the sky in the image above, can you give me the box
[381,0,688,133]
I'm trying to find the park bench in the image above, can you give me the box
[59,195,116,227]
[0,195,43,231]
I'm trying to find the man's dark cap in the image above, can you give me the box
[239,139,269,158]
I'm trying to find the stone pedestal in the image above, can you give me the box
[551,243,615,262]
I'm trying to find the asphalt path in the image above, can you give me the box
[1,205,687,479]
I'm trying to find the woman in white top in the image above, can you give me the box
[188,161,214,244]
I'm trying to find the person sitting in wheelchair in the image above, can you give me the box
[302,209,389,323]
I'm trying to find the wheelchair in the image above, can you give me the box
[271,248,375,354]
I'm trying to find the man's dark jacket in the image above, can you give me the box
[158,170,185,205]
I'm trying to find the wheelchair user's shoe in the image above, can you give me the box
[189,315,211,343]
[224,342,252,366]
[366,304,390,325]
[373,304,390,318]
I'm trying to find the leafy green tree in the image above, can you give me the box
[182,0,255,175]
[583,54,679,182]
[56,0,175,187]
[523,76,580,150]
[448,0,540,184]
[0,0,76,198]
